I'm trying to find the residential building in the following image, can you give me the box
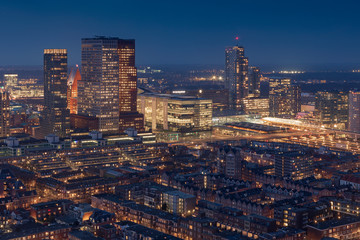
[225,45,249,110]
[161,190,196,217]
[307,216,360,240]
[30,199,73,222]
[275,150,313,180]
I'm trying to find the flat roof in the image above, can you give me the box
[308,216,360,230]
[139,92,210,101]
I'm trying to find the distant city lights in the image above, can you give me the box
[275,70,305,74]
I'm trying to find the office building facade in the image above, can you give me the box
[248,67,261,98]
[269,78,301,118]
[225,46,249,110]
[0,89,10,137]
[171,88,229,113]
[349,91,360,133]
[138,93,212,132]
[315,91,348,130]
[3,74,18,93]
[42,49,70,138]
[241,97,269,117]
[78,37,143,134]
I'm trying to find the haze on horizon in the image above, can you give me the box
[1,0,360,70]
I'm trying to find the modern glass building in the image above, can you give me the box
[315,91,348,130]
[138,93,212,132]
[42,49,70,138]
[78,37,143,134]
[248,66,261,98]
[225,46,249,110]
[79,37,120,133]
[269,78,301,118]
[0,89,10,137]
[241,97,269,117]
[349,91,360,133]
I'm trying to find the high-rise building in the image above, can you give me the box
[78,37,143,134]
[42,49,70,138]
[225,46,249,110]
[349,91,360,133]
[118,40,137,113]
[269,78,301,118]
[248,67,261,98]
[315,91,348,130]
[67,66,81,115]
[117,39,144,133]
[0,89,10,137]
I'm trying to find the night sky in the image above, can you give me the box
[1,0,360,70]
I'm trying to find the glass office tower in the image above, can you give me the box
[43,49,70,137]
[79,37,143,133]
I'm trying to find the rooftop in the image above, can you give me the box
[308,216,360,230]
[139,92,209,101]
[69,230,103,240]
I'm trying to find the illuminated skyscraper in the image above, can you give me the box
[118,40,137,113]
[225,46,249,110]
[67,66,80,114]
[349,91,360,133]
[248,67,261,98]
[78,37,143,133]
[42,49,70,137]
[315,91,348,130]
[117,39,144,133]
[0,89,10,137]
[269,78,301,118]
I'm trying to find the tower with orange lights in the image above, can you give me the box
[67,66,80,114]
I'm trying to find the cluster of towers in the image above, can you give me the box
[225,44,301,118]
[42,37,144,138]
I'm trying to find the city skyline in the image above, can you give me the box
[1,2,360,240]
[1,1,360,70]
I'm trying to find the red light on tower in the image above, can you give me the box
[235,37,239,40]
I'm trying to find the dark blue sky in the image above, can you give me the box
[1,0,360,70]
